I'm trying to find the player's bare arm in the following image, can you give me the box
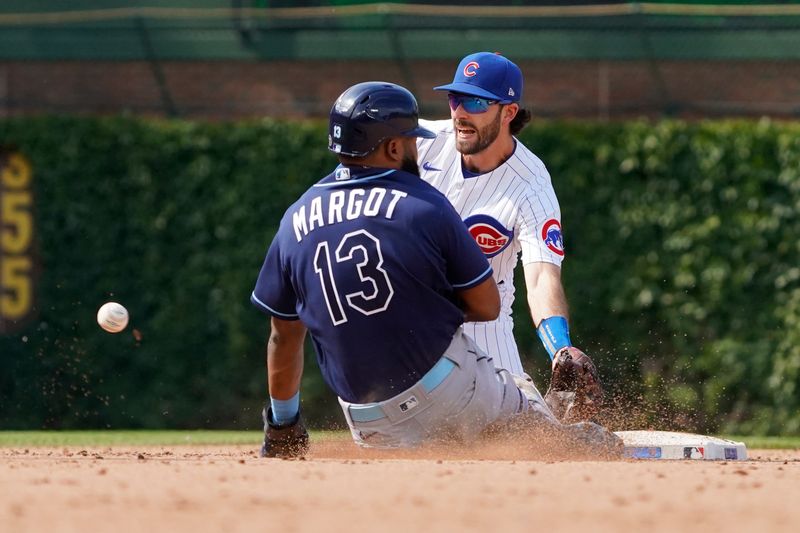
[267,316,306,400]
[261,316,309,458]
[456,276,501,323]
[523,261,569,331]
[523,261,604,422]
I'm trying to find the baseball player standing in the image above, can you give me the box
[417,52,603,422]
[250,81,621,457]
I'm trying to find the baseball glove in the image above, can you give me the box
[543,347,603,424]
[260,407,309,459]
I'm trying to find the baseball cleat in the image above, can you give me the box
[562,421,624,459]
[512,373,559,423]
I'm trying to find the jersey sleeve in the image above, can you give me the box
[517,178,565,267]
[436,200,494,290]
[416,119,452,150]
[250,227,301,320]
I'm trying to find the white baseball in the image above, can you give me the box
[97,302,129,333]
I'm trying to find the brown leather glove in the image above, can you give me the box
[260,407,309,458]
[544,347,603,423]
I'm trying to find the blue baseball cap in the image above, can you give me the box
[434,52,523,104]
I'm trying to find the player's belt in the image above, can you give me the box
[348,357,456,423]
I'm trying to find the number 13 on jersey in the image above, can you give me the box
[313,229,394,325]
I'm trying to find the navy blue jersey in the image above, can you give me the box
[251,165,492,403]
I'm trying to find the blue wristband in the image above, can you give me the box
[536,316,571,360]
[270,391,300,426]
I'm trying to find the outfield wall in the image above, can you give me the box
[2,2,800,118]
[2,59,800,119]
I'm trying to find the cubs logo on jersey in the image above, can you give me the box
[464,214,513,258]
[542,219,564,256]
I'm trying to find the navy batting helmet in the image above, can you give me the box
[328,81,435,157]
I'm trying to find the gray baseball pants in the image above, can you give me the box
[338,327,531,448]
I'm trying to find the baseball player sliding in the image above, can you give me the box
[418,52,603,423]
[250,81,621,458]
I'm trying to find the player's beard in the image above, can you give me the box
[454,109,502,155]
[401,153,420,177]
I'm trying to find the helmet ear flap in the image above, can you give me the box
[352,126,367,143]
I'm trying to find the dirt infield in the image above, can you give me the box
[1,441,798,533]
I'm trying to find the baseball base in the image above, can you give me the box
[615,430,748,460]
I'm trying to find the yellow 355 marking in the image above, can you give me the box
[1,150,35,329]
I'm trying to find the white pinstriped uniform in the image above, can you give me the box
[417,119,564,375]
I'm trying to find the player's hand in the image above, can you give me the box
[260,407,310,458]
[543,347,603,423]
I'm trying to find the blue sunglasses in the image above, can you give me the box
[447,93,498,114]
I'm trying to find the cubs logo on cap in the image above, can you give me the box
[541,219,565,256]
[463,61,480,77]
[464,214,514,258]
[434,51,523,104]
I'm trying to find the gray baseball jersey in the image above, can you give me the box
[417,119,564,375]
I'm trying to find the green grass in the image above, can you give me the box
[0,431,796,449]
[0,430,349,447]
[723,435,800,450]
